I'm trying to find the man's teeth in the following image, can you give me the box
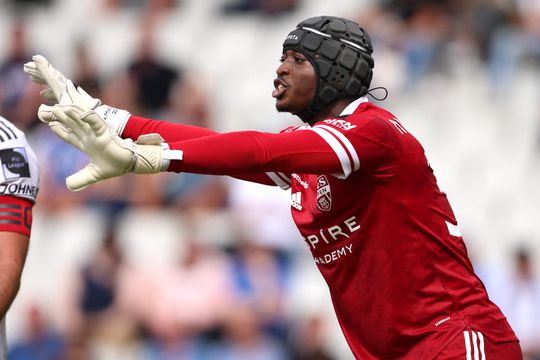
[278,84,285,91]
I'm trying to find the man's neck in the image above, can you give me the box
[308,98,357,124]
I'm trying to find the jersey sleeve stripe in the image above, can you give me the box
[463,331,472,360]
[278,172,291,183]
[309,127,352,178]
[314,125,360,171]
[0,119,18,139]
[266,172,291,190]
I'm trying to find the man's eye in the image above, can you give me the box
[279,56,286,63]
[295,57,306,63]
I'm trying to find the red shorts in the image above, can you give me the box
[436,328,522,360]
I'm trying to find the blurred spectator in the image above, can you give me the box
[160,75,222,208]
[8,0,53,9]
[30,126,90,212]
[228,240,290,341]
[62,224,141,359]
[0,21,42,131]
[126,16,181,117]
[468,0,513,61]
[72,42,101,102]
[397,2,452,90]
[493,247,540,360]
[164,75,212,128]
[144,335,204,360]
[117,238,232,354]
[8,305,66,360]
[486,0,540,94]
[289,315,335,360]
[165,175,229,210]
[77,228,123,329]
[222,0,297,16]
[103,0,177,13]
[207,302,287,360]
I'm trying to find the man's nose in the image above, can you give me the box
[276,60,290,76]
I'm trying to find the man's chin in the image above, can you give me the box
[275,100,291,113]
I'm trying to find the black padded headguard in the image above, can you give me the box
[283,16,374,124]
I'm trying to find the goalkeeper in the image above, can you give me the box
[26,16,521,360]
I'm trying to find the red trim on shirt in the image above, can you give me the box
[0,196,33,236]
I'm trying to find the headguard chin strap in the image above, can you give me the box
[283,16,375,124]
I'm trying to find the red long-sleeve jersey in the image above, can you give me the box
[122,98,518,359]
[122,114,342,186]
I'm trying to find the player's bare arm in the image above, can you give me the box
[0,231,29,318]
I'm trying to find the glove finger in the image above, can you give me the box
[49,121,84,151]
[37,104,56,123]
[39,89,57,101]
[51,105,89,139]
[77,109,108,134]
[23,62,46,84]
[59,80,77,105]
[32,55,64,100]
[66,163,101,191]
[58,81,100,110]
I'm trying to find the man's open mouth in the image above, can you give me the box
[272,78,289,99]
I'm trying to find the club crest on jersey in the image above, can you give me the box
[316,175,332,212]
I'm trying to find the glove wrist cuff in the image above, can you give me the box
[160,148,183,171]
[94,105,131,135]
[130,144,182,174]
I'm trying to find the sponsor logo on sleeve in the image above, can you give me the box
[291,173,309,189]
[0,148,30,179]
[322,119,357,131]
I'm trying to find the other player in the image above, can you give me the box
[0,116,39,359]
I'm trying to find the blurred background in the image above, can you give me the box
[1,0,540,359]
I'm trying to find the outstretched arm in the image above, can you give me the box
[47,104,342,191]
[122,116,297,187]
[165,129,342,176]
[24,55,290,187]
[124,115,342,176]
[122,115,217,142]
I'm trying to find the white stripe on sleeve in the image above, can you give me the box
[278,172,291,183]
[266,172,291,190]
[314,125,360,171]
[464,331,472,360]
[472,331,479,360]
[477,332,485,360]
[446,221,462,237]
[309,127,352,179]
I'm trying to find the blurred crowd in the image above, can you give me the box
[1,0,540,359]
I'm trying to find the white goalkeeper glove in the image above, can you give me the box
[49,104,183,191]
[24,54,130,135]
